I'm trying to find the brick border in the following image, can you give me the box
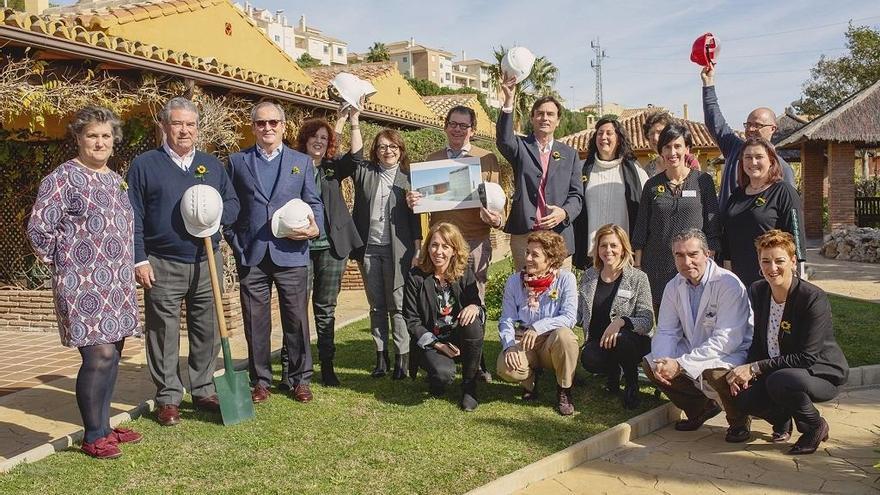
[465,363,880,495]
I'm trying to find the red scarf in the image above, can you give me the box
[522,270,556,310]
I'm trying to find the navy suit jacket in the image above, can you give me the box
[225,144,324,268]
[495,110,583,255]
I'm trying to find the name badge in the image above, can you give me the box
[682,190,697,198]
[617,289,633,299]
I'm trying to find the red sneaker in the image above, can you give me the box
[81,436,122,459]
[109,427,143,444]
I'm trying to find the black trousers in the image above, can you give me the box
[419,321,484,387]
[239,255,312,388]
[581,329,651,378]
[735,368,839,431]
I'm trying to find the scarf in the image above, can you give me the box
[522,270,556,311]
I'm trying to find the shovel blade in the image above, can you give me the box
[213,368,255,426]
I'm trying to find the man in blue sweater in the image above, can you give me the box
[701,65,795,211]
[127,97,240,426]
[225,101,323,404]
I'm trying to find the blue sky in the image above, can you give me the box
[57,0,880,124]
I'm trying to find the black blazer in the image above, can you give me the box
[316,151,363,260]
[403,266,482,346]
[572,157,644,270]
[748,277,849,386]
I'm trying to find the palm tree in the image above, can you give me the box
[489,47,562,132]
[366,42,390,62]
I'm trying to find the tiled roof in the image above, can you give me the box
[305,62,442,128]
[421,94,478,118]
[44,0,228,27]
[559,110,719,153]
[0,8,447,130]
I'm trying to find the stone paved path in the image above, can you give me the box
[517,387,880,495]
[805,247,880,303]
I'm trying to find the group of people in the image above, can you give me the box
[26,65,847,461]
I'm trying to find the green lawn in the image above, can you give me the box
[0,319,663,495]
[829,294,880,367]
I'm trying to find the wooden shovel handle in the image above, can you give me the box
[204,237,230,339]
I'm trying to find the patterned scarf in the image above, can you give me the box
[522,270,556,311]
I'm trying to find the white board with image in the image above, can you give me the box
[410,157,483,213]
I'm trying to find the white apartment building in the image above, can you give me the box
[236,3,347,65]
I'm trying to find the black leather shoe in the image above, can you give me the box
[788,418,829,455]
[725,425,751,443]
[371,351,389,378]
[459,380,478,412]
[675,401,722,431]
[320,360,340,387]
[622,385,640,410]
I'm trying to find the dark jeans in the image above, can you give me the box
[419,320,484,387]
[239,255,312,388]
[735,368,839,431]
[309,248,348,362]
[581,329,651,378]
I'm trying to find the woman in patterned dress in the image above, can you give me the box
[632,123,721,312]
[27,106,142,460]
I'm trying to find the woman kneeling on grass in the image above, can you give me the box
[403,222,484,411]
[727,230,848,454]
[496,230,580,416]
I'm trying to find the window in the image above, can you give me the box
[403,56,408,63]
[323,45,329,54]
[274,35,280,42]
[445,73,451,81]
[337,47,343,55]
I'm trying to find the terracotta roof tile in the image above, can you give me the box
[560,110,719,153]
[421,94,478,118]
[305,62,397,93]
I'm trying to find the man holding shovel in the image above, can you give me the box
[127,97,240,426]
[225,101,324,404]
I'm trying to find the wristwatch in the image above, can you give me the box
[749,362,761,377]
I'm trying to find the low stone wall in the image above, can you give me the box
[820,226,880,263]
[0,287,269,336]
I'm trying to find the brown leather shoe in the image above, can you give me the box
[788,418,829,455]
[193,395,221,413]
[251,385,271,404]
[675,400,722,431]
[156,404,180,426]
[291,384,313,403]
[556,386,575,416]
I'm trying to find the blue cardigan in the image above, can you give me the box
[127,148,239,264]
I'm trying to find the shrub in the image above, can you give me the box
[484,258,515,320]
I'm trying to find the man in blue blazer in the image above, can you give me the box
[496,75,583,270]
[225,101,324,404]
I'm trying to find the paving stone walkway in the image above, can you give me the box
[517,387,880,495]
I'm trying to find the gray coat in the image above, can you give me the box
[578,264,654,339]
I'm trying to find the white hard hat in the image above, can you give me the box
[181,184,223,238]
[328,73,377,111]
[271,198,313,238]
[501,46,536,84]
[478,182,507,213]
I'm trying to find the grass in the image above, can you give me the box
[0,319,663,495]
[829,294,880,367]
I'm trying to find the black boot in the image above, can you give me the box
[429,379,446,398]
[392,353,409,380]
[371,351,389,378]
[477,354,492,383]
[622,366,640,409]
[321,360,340,387]
[459,379,478,412]
[605,365,622,395]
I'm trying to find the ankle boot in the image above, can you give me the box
[556,385,575,416]
[605,365,622,395]
[371,351,389,378]
[477,354,492,383]
[622,366,640,409]
[392,353,409,380]
[459,379,478,412]
[321,359,340,387]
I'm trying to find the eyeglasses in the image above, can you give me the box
[378,144,400,152]
[446,122,473,130]
[743,122,775,131]
[254,119,282,128]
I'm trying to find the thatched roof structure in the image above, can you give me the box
[777,78,880,148]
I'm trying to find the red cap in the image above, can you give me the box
[690,33,719,67]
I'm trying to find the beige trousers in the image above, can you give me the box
[509,233,572,272]
[496,327,579,388]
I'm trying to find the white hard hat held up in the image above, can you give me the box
[478,182,507,213]
[501,46,536,84]
[181,184,224,238]
[328,73,377,111]
[272,199,314,238]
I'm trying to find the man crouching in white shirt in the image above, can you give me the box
[643,228,754,443]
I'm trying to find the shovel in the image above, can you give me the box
[204,237,255,425]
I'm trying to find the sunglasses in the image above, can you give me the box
[254,119,282,128]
